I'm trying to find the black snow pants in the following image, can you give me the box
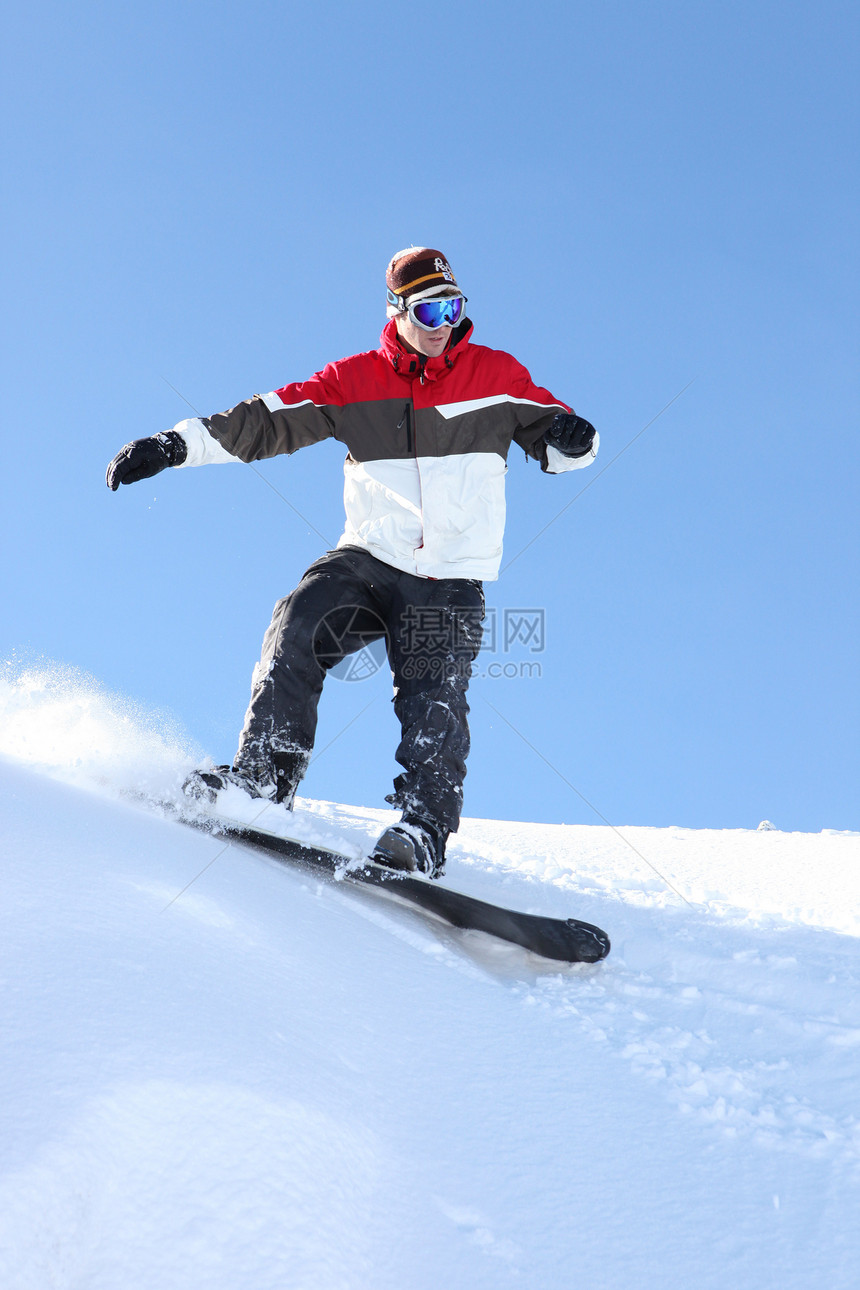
[233,546,485,833]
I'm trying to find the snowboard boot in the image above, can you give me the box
[182,765,277,807]
[372,815,447,880]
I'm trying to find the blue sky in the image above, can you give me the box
[3,0,857,832]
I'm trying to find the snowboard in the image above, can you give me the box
[151,800,611,965]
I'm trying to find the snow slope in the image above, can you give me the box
[1,668,859,1289]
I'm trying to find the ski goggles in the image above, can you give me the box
[388,290,467,332]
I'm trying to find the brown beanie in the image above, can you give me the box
[386,247,461,309]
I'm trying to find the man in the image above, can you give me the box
[106,247,598,877]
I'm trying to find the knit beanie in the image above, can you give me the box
[386,247,462,316]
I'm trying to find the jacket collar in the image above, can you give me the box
[379,316,473,380]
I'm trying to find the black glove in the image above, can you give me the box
[544,412,596,458]
[105,431,188,490]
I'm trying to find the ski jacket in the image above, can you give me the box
[175,317,598,580]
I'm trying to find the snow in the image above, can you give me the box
[1,668,859,1288]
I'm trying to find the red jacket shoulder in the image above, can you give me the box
[273,346,394,408]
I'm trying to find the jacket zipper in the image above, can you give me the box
[399,356,427,565]
[398,402,414,454]
[397,398,424,563]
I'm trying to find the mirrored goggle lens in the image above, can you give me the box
[410,296,465,329]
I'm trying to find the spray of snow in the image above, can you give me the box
[0,657,203,800]
[0,658,371,858]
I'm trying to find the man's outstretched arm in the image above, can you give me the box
[106,367,346,489]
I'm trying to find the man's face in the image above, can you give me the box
[395,311,453,359]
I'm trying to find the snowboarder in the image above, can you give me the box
[106,247,598,878]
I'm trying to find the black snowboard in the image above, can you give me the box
[165,805,610,965]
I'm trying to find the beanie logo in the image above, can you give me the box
[434,257,455,283]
